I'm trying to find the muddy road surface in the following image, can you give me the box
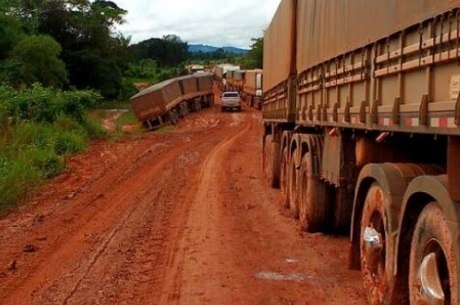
[0,103,366,305]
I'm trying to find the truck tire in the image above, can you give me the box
[194,100,202,112]
[169,109,179,125]
[360,183,390,305]
[263,135,273,183]
[409,202,458,305]
[280,147,290,208]
[179,102,188,117]
[288,149,300,218]
[263,135,280,188]
[298,153,330,232]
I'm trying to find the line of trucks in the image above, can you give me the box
[215,65,264,110]
[130,73,214,129]
[262,1,460,305]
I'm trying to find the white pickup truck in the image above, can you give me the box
[221,91,241,112]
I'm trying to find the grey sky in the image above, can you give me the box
[113,0,281,49]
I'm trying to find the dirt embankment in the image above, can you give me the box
[0,101,366,305]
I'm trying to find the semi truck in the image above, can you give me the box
[130,73,214,129]
[242,69,263,110]
[262,1,460,305]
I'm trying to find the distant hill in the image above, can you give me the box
[188,44,248,55]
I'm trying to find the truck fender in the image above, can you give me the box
[391,174,460,303]
[281,131,292,154]
[349,163,438,271]
[298,134,323,177]
[289,134,301,168]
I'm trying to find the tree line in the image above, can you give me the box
[0,0,263,100]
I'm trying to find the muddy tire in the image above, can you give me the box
[194,100,202,112]
[360,183,390,305]
[169,109,179,125]
[409,202,458,305]
[288,149,299,218]
[280,147,290,208]
[263,135,273,183]
[298,153,329,232]
[263,135,280,188]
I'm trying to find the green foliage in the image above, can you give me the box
[118,78,138,101]
[54,131,86,155]
[187,48,244,62]
[25,147,65,178]
[6,35,68,88]
[0,84,100,123]
[131,35,188,68]
[0,115,103,209]
[0,10,23,60]
[240,37,263,69]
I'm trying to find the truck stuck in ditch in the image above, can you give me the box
[262,1,460,305]
[130,73,214,129]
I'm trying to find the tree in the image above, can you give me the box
[241,37,263,69]
[7,35,68,88]
[131,35,188,68]
[35,0,128,97]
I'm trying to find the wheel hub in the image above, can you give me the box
[416,252,445,305]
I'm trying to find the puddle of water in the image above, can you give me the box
[254,271,313,282]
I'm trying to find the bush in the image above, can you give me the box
[54,131,86,155]
[0,84,101,123]
[0,83,109,210]
[0,153,41,208]
[24,148,64,178]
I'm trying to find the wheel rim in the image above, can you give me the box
[413,239,449,305]
[361,188,388,305]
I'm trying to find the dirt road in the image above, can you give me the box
[0,102,366,305]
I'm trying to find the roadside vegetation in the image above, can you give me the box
[0,85,103,209]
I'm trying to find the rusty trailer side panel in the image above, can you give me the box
[196,73,213,93]
[262,0,297,123]
[296,5,460,136]
[296,0,460,72]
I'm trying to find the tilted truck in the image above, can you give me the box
[262,1,460,305]
[130,73,214,129]
[242,69,263,109]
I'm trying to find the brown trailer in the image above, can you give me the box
[243,69,263,109]
[196,73,215,108]
[130,78,183,129]
[262,1,460,305]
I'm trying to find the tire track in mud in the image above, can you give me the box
[0,110,240,305]
[156,115,255,305]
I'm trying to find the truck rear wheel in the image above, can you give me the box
[360,183,390,305]
[169,109,179,125]
[298,153,330,232]
[263,135,280,188]
[280,147,290,208]
[288,149,299,218]
[409,202,458,305]
[194,100,202,111]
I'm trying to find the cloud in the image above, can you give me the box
[113,0,280,48]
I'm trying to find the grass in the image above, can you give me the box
[0,115,104,211]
